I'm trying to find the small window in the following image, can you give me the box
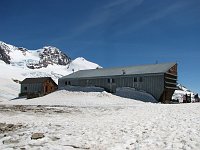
[65,81,71,85]
[139,77,143,82]
[134,77,137,82]
[112,79,115,83]
[24,87,27,90]
[108,78,115,83]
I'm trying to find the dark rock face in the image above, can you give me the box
[40,46,70,66]
[26,46,71,69]
[18,47,28,55]
[0,43,11,64]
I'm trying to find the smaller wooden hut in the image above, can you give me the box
[19,77,58,99]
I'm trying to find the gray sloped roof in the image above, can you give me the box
[21,77,57,86]
[61,62,176,79]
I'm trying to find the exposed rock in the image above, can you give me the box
[0,44,11,64]
[0,123,22,133]
[2,138,19,144]
[31,133,45,140]
[39,46,71,66]
[50,136,60,141]
[64,144,90,149]
[26,46,71,69]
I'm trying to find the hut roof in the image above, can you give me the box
[21,77,57,86]
[61,62,176,79]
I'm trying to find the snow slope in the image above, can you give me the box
[2,89,144,106]
[115,87,157,103]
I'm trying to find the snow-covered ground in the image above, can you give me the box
[115,87,157,103]
[1,89,143,106]
[0,103,200,150]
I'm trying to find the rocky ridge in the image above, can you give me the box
[0,41,71,69]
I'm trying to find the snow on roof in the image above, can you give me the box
[61,62,176,79]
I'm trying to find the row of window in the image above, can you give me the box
[64,77,143,86]
[134,77,143,82]
[108,77,143,83]
[24,86,54,91]
[65,81,71,85]
[107,78,115,83]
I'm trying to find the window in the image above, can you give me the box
[65,81,71,85]
[24,87,27,90]
[139,77,143,82]
[112,79,115,83]
[108,78,115,83]
[134,77,137,82]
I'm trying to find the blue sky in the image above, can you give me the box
[0,0,200,93]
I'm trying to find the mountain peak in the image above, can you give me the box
[0,41,71,69]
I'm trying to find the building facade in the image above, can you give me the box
[19,77,58,99]
[59,63,177,103]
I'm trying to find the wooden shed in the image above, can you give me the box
[58,62,178,103]
[19,77,58,99]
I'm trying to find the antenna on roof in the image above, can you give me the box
[122,69,126,75]
[155,60,158,64]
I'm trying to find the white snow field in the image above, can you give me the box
[0,102,200,150]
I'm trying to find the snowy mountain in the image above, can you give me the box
[0,41,101,101]
[172,84,196,103]
[0,41,71,69]
[0,41,101,71]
